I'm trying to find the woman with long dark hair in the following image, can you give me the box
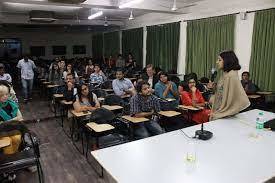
[210,50,250,120]
[180,75,210,123]
[73,83,100,112]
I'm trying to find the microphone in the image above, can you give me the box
[195,122,213,140]
[210,68,217,82]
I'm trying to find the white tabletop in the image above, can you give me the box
[91,109,275,183]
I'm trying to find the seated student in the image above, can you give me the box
[49,62,63,84]
[125,53,137,69]
[155,72,179,108]
[130,81,164,139]
[141,64,158,92]
[73,83,100,113]
[112,69,136,98]
[241,71,259,94]
[89,64,106,86]
[116,54,125,68]
[180,76,210,123]
[63,63,78,81]
[0,63,12,83]
[63,73,77,102]
[0,84,23,156]
[85,60,94,79]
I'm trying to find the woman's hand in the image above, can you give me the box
[191,86,197,93]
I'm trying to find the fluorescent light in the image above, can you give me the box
[4,2,82,10]
[119,0,144,9]
[128,11,134,20]
[88,11,103,20]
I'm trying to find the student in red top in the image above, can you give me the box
[180,75,210,124]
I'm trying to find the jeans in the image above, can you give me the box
[134,120,164,139]
[21,79,33,99]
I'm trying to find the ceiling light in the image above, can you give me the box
[171,0,177,11]
[88,11,103,20]
[119,0,144,9]
[129,11,134,20]
[104,16,108,26]
[4,2,82,10]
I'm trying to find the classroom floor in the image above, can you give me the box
[14,88,104,183]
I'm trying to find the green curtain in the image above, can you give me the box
[122,28,143,66]
[249,9,275,91]
[92,33,103,59]
[146,22,180,71]
[103,31,120,58]
[185,15,235,78]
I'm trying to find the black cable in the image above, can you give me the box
[180,129,196,139]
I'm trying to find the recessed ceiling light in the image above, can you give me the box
[129,11,134,20]
[4,2,82,10]
[119,0,144,9]
[88,11,103,20]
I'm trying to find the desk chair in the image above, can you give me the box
[0,122,43,183]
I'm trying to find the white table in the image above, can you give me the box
[91,109,275,183]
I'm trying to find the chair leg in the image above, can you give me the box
[37,160,44,183]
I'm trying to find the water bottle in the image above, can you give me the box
[255,112,265,137]
[256,112,265,130]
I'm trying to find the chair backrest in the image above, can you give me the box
[104,94,124,106]
[90,108,116,124]
[101,80,113,89]
[92,89,107,98]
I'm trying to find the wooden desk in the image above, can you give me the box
[98,97,105,102]
[248,95,261,99]
[71,110,91,117]
[257,91,273,95]
[158,111,181,117]
[86,122,114,133]
[60,100,73,105]
[102,89,114,92]
[102,105,123,111]
[178,105,202,111]
[121,116,149,123]
[121,94,131,99]
[53,94,64,98]
[42,81,51,85]
[0,137,11,148]
[47,84,59,88]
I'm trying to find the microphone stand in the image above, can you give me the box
[195,122,213,140]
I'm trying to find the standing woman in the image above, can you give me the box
[210,50,250,120]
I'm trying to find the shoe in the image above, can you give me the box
[24,99,28,104]
[29,97,33,100]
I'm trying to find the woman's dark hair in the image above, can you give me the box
[50,62,61,81]
[200,77,210,84]
[77,83,93,103]
[219,50,241,72]
[182,74,197,92]
[158,71,169,80]
[65,63,76,74]
[188,73,198,82]
[136,80,150,93]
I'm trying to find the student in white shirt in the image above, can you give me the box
[0,63,12,83]
[17,55,36,103]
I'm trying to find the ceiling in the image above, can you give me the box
[0,0,199,28]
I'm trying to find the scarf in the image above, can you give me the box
[0,99,19,121]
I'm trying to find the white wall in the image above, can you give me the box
[234,12,255,76]
[0,30,93,60]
